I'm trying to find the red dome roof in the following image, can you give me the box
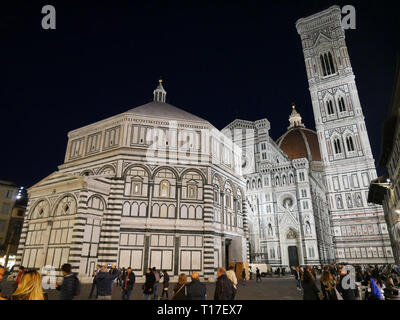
[276,127,322,161]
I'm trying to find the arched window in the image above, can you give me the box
[258,179,262,188]
[268,224,273,236]
[338,97,346,112]
[275,176,280,186]
[159,180,170,197]
[282,175,287,185]
[305,221,311,235]
[326,100,334,115]
[320,52,336,76]
[131,177,142,195]
[333,138,342,154]
[346,136,355,152]
[328,52,336,74]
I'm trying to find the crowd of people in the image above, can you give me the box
[0,263,239,300]
[2,262,400,300]
[292,264,400,300]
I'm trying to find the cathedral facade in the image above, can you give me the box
[15,6,394,282]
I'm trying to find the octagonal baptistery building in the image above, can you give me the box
[16,81,248,282]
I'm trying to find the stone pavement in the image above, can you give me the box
[1,276,304,300]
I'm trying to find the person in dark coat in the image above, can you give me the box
[56,263,80,300]
[88,265,101,299]
[143,268,156,300]
[161,270,170,299]
[301,269,320,300]
[214,268,235,300]
[186,272,206,300]
[336,269,357,300]
[172,273,187,300]
[121,267,135,300]
[241,269,246,285]
[256,267,262,282]
[95,265,121,300]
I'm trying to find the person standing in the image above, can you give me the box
[10,270,46,300]
[214,268,235,300]
[256,267,262,283]
[143,268,155,300]
[186,272,206,300]
[293,266,302,291]
[301,269,320,300]
[241,268,246,285]
[95,265,121,300]
[336,269,357,300]
[320,270,338,300]
[161,270,170,299]
[121,267,135,300]
[16,266,25,285]
[226,266,238,299]
[56,263,80,300]
[152,267,161,300]
[88,265,101,299]
[172,273,187,300]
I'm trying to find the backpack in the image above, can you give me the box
[73,275,81,296]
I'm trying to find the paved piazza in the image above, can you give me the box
[1,276,306,300]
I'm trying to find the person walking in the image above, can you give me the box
[293,266,302,291]
[56,263,80,300]
[214,268,235,300]
[226,265,238,299]
[256,267,262,283]
[241,268,246,285]
[88,265,101,299]
[95,265,121,300]
[143,268,155,300]
[121,267,135,300]
[172,273,187,300]
[152,267,161,300]
[10,270,46,300]
[161,270,170,300]
[186,272,206,300]
[301,269,320,300]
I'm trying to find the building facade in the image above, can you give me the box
[296,6,393,263]
[0,181,18,249]
[223,106,334,269]
[369,54,400,264]
[15,81,248,282]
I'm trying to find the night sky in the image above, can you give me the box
[1,0,399,188]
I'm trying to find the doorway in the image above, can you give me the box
[288,246,299,267]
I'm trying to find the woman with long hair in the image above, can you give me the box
[10,270,46,300]
[301,269,320,300]
[320,270,338,300]
[172,273,187,300]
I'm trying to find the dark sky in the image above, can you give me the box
[1,0,399,188]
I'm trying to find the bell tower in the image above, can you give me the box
[296,6,393,263]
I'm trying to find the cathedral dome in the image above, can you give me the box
[127,101,207,122]
[126,79,208,123]
[276,105,322,161]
